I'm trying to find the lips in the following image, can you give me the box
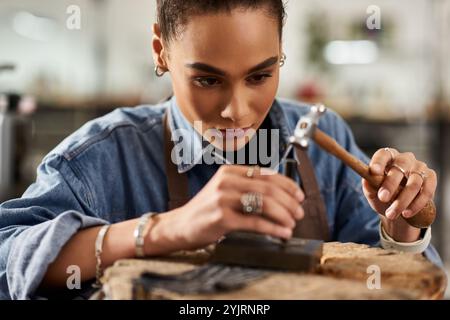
[217,127,252,139]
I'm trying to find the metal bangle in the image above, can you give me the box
[134,212,158,258]
[93,224,111,288]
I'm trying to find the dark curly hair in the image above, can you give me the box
[156,0,286,43]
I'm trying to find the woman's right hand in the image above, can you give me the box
[147,165,305,254]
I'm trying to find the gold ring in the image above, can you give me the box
[390,163,408,177]
[409,170,427,181]
[384,147,395,163]
[246,166,259,178]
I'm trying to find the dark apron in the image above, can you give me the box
[163,110,329,241]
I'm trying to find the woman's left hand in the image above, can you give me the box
[361,148,437,242]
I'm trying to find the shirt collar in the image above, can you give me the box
[168,97,292,174]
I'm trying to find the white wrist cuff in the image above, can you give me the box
[379,222,431,254]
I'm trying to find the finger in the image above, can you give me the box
[378,154,414,203]
[369,148,398,176]
[257,168,305,202]
[219,164,265,177]
[223,190,297,228]
[229,211,293,240]
[362,178,378,201]
[222,165,304,202]
[242,177,303,221]
[219,175,303,220]
[385,163,426,220]
[362,178,390,215]
[404,169,437,218]
[261,196,299,227]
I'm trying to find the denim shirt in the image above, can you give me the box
[0,97,442,299]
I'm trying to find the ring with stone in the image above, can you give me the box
[240,192,263,215]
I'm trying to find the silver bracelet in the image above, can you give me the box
[134,212,158,258]
[93,225,111,288]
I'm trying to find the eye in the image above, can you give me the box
[247,73,273,85]
[193,77,222,88]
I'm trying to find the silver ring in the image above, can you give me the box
[384,147,395,163]
[409,170,427,182]
[240,192,263,215]
[390,163,408,177]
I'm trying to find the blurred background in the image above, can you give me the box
[0,0,449,276]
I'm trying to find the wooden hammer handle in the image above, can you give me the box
[313,129,436,228]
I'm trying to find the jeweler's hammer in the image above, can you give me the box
[289,104,436,229]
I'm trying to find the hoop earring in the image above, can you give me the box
[280,53,287,67]
[154,65,166,77]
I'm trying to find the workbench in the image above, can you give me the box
[98,242,446,300]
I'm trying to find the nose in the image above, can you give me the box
[220,90,251,122]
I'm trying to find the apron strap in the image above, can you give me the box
[293,147,330,241]
[163,107,328,240]
[163,109,190,210]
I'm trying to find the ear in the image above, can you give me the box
[152,23,168,71]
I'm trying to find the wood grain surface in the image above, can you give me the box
[100,242,447,300]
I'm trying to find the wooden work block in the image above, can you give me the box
[98,242,447,300]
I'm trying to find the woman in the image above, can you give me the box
[0,0,441,299]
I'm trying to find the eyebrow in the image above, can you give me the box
[185,56,279,76]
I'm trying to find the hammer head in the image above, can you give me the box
[290,104,327,148]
